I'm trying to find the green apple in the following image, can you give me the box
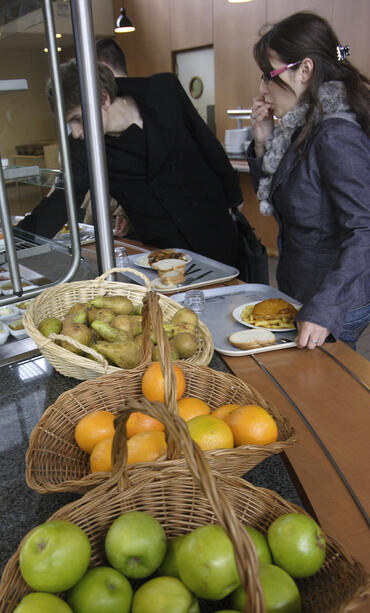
[267,513,326,578]
[157,535,185,578]
[105,511,166,579]
[177,524,240,600]
[67,566,133,613]
[13,592,72,612]
[245,525,272,564]
[231,564,302,612]
[19,520,91,592]
[132,576,199,613]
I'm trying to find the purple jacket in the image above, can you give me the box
[247,118,370,338]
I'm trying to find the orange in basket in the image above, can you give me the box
[126,411,165,438]
[142,361,185,402]
[127,431,167,464]
[90,437,113,472]
[177,397,211,422]
[226,405,278,446]
[212,403,240,421]
[75,410,115,453]
[187,415,234,451]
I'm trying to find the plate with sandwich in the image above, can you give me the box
[233,298,300,332]
[133,248,191,269]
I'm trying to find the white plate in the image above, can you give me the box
[232,301,299,332]
[133,251,192,269]
[150,277,182,291]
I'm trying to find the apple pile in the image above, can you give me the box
[37,300,200,367]
[13,510,326,613]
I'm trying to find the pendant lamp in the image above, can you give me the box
[114,6,135,33]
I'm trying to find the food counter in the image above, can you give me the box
[0,239,369,611]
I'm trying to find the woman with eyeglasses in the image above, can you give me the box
[247,11,370,351]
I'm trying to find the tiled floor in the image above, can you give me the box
[268,256,370,360]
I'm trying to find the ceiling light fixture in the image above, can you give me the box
[114,6,135,33]
[228,0,254,3]
[44,47,62,53]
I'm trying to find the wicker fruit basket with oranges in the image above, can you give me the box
[22,267,214,381]
[26,291,296,494]
[2,398,369,612]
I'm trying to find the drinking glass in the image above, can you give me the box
[183,289,205,314]
[114,246,129,268]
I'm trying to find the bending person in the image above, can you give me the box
[18,55,242,266]
[247,11,370,350]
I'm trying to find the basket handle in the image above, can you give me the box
[111,397,266,613]
[46,333,109,373]
[145,291,179,416]
[95,267,151,288]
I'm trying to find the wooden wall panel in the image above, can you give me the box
[169,0,213,51]
[213,0,267,142]
[266,0,334,22]
[332,0,370,76]
[113,0,171,76]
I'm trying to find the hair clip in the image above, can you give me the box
[336,44,350,61]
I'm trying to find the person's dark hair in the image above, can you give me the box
[254,11,370,140]
[48,59,118,114]
[96,38,128,75]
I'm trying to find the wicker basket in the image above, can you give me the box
[26,292,297,493]
[3,399,369,612]
[22,267,214,380]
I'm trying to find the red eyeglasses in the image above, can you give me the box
[261,61,301,85]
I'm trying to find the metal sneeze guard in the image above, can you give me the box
[0,0,115,308]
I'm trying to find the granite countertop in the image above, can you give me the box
[0,350,307,576]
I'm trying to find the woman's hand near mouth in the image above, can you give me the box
[251,96,274,157]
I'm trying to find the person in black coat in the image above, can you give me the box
[18,57,242,267]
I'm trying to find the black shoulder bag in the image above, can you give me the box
[231,208,269,284]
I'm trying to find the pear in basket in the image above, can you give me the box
[171,333,197,358]
[88,308,115,325]
[172,308,198,328]
[91,320,130,343]
[61,319,93,355]
[89,295,134,315]
[38,317,62,338]
[152,344,179,361]
[110,315,135,338]
[91,340,141,368]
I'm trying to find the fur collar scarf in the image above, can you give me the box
[258,81,351,215]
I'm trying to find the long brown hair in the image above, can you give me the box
[254,12,370,141]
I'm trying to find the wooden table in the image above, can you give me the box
[86,239,370,601]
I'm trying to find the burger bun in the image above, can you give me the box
[228,328,276,350]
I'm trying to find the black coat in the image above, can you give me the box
[18,73,242,266]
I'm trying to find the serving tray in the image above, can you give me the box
[172,284,300,356]
[124,248,239,293]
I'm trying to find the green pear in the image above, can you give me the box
[110,314,134,337]
[172,332,197,358]
[91,320,129,343]
[61,322,93,354]
[172,322,197,337]
[68,302,89,316]
[38,317,63,338]
[132,303,143,315]
[89,295,134,315]
[171,308,198,328]
[92,308,116,324]
[152,344,179,362]
[72,310,88,325]
[92,340,142,369]
[129,314,143,337]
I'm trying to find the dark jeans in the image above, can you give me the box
[339,302,370,351]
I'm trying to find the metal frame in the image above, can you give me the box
[0,0,115,307]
